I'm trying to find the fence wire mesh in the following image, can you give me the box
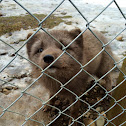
[0,0,126,126]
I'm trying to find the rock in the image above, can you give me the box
[116,35,123,41]
[0,85,2,92]
[2,85,18,90]
[5,32,12,38]
[8,53,16,57]
[10,41,15,44]
[84,112,91,118]
[8,32,12,36]
[2,88,11,95]
[4,86,13,90]
[100,31,108,34]
[54,100,61,106]
[13,86,18,90]
[83,118,96,126]
[96,112,106,126]
[0,50,8,56]
[101,111,106,118]
[61,12,67,15]
[5,66,28,79]
[96,107,103,112]
[0,13,3,16]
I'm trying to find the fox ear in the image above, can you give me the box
[69,28,83,47]
[26,32,41,57]
[27,32,33,39]
[70,28,81,38]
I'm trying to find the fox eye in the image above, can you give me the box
[60,46,63,50]
[38,48,43,53]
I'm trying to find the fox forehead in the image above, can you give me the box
[27,29,83,54]
[32,32,75,48]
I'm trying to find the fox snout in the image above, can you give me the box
[43,55,55,63]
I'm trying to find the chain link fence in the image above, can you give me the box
[0,0,126,126]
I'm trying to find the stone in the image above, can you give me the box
[54,100,61,106]
[96,107,103,112]
[13,86,18,90]
[0,85,2,92]
[116,35,123,41]
[84,112,91,118]
[83,118,96,126]
[0,50,8,56]
[96,112,106,126]
[2,88,11,95]
[4,86,13,90]
[0,13,3,16]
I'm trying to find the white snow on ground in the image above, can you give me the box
[0,0,126,60]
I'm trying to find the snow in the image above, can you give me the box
[1,0,126,60]
[1,0,126,16]
[81,0,126,7]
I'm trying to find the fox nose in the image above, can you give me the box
[43,55,54,63]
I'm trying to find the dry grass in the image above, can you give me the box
[0,14,72,36]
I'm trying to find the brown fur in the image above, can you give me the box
[26,29,114,125]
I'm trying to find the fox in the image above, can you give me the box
[26,28,114,125]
